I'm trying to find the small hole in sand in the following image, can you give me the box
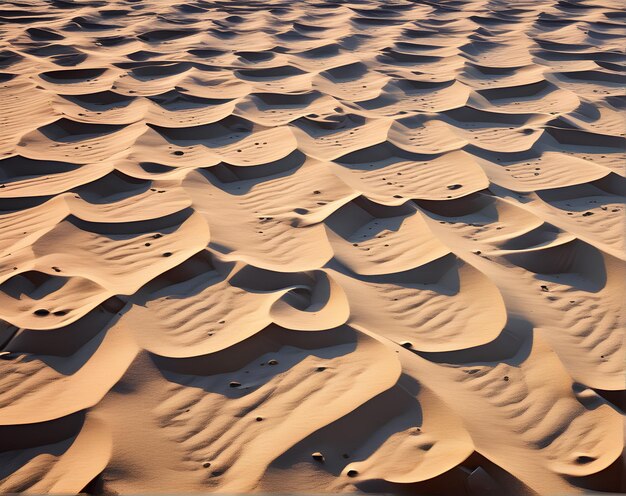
[347,469,358,478]
[34,309,50,317]
[576,456,595,464]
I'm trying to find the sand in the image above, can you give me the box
[0,0,624,494]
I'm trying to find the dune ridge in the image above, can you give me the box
[0,0,624,494]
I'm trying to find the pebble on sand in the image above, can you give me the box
[311,452,324,462]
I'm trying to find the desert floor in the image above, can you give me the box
[0,0,624,494]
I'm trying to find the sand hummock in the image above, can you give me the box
[0,0,624,494]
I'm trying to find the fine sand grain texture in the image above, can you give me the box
[0,0,625,494]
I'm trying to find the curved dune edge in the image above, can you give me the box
[331,256,508,352]
[343,383,475,485]
[0,316,139,425]
[397,332,624,494]
[0,415,113,494]
[0,0,624,494]
[269,271,350,331]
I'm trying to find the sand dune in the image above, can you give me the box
[0,0,624,494]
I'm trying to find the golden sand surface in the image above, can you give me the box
[0,0,624,494]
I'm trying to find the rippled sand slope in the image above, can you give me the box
[0,0,625,494]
